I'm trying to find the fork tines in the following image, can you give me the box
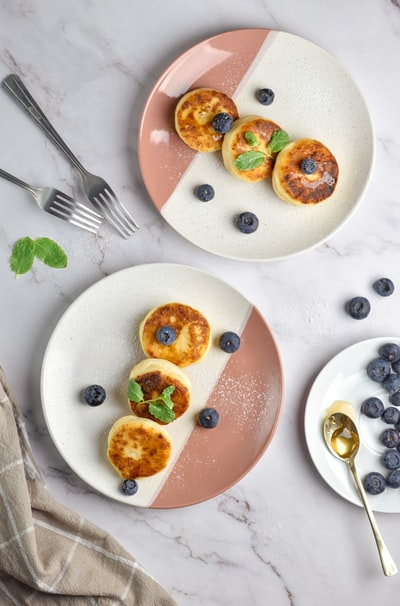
[93,186,139,239]
[50,194,103,234]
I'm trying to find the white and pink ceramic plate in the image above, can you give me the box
[138,29,374,261]
[41,263,284,508]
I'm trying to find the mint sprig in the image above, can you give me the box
[10,236,67,277]
[127,378,176,423]
[234,129,289,171]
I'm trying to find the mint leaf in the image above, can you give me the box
[10,237,35,276]
[127,378,144,402]
[160,385,175,409]
[34,237,67,269]
[234,151,266,171]
[268,129,289,153]
[149,402,175,423]
[244,131,258,147]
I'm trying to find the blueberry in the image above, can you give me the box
[373,277,394,297]
[121,479,138,496]
[211,112,233,133]
[156,325,177,346]
[392,360,400,374]
[382,449,400,470]
[196,184,215,202]
[361,397,384,418]
[300,158,317,175]
[82,384,106,406]
[390,390,400,406]
[382,406,400,425]
[257,88,275,105]
[345,296,371,320]
[387,469,400,488]
[198,407,219,428]
[383,373,400,394]
[381,428,400,448]
[235,211,259,234]
[379,342,400,363]
[219,331,241,353]
[363,471,386,495]
[366,357,391,382]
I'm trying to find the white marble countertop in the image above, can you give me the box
[1,0,400,603]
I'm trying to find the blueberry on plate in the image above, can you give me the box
[373,277,394,297]
[345,296,371,320]
[300,158,317,175]
[379,342,400,363]
[198,407,220,428]
[361,397,384,418]
[256,88,275,105]
[82,384,106,406]
[382,449,400,470]
[390,390,400,406]
[235,211,259,234]
[366,357,391,382]
[121,479,138,496]
[219,331,241,353]
[382,406,400,425]
[392,359,400,374]
[387,469,400,488]
[383,373,400,394]
[363,471,386,495]
[156,325,177,346]
[380,428,400,448]
[196,184,215,202]
[211,112,233,133]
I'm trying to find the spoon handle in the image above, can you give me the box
[348,459,398,576]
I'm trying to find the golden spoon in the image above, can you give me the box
[323,400,398,576]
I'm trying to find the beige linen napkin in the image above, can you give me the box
[0,367,179,605]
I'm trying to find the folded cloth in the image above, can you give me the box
[0,367,179,605]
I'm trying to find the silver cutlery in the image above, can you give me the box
[0,167,103,234]
[1,74,139,238]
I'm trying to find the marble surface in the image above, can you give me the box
[1,0,400,603]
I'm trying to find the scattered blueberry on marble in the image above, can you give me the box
[82,384,106,406]
[361,397,384,418]
[379,342,400,363]
[373,277,395,297]
[345,296,371,320]
[363,471,386,495]
[156,325,177,346]
[257,88,275,105]
[380,428,400,448]
[219,331,241,353]
[382,406,400,425]
[211,112,233,133]
[366,357,391,382]
[196,184,215,202]
[235,211,259,234]
[198,407,220,428]
[300,158,317,175]
[121,479,138,496]
[382,449,400,470]
[387,469,400,488]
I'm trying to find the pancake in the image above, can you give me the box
[107,415,172,479]
[139,302,211,367]
[272,138,339,205]
[129,358,191,423]
[174,87,239,152]
[222,115,283,182]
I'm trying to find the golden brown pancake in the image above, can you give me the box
[129,358,191,423]
[174,87,239,152]
[272,138,339,205]
[107,415,172,479]
[139,302,211,367]
[222,115,283,182]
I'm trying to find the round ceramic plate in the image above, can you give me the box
[41,263,283,508]
[138,28,374,262]
[305,337,400,513]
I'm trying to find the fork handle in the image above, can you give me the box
[2,74,86,175]
[0,167,35,193]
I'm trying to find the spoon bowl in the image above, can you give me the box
[323,401,397,577]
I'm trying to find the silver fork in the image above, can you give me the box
[0,167,103,233]
[2,74,139,239]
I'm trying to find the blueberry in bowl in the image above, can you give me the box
[363,471,386,495]
[361,397,384,418]
[366,357,391,382]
